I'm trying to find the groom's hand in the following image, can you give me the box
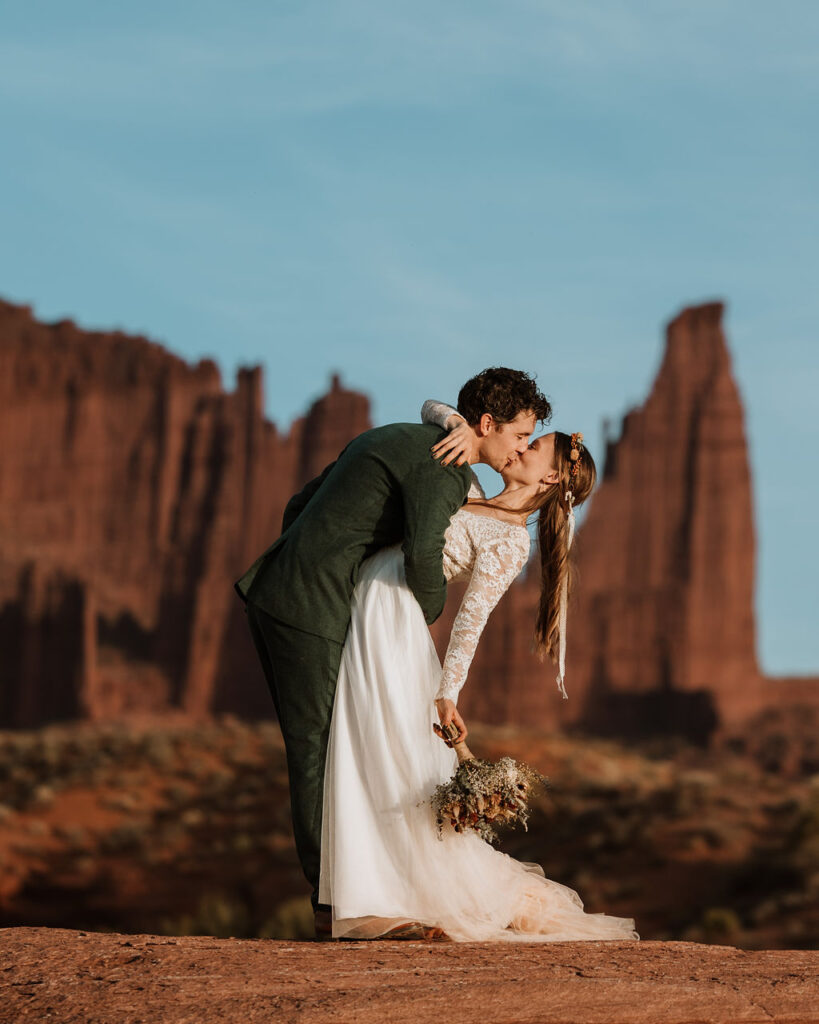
[434,698,468,744]
[431,418,477,467]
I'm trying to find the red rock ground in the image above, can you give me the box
[1,928,817,1024]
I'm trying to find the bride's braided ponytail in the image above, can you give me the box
[533,433,596,694]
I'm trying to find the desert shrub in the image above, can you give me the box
[100,822,148,852]
[161,891,251,938]
[55,823,89,847]
[144,737,175,768]
[701,906,742,943]
[232,832,254,853]
[259,896,314,940]
[101,793,137,812]
[164,784,192,805]
[31,784,55,808]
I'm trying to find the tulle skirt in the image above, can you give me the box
[318,546,639,942]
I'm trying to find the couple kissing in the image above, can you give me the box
[235,366,638,943]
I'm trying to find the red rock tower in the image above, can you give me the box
[442,302,819,739]
[565,302,762,736]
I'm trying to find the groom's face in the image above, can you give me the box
[480,410,537,472]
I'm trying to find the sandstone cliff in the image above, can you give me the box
[1,296,816,734]
[0,299,369,726]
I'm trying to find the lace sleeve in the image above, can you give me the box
[435,532,530,703]
[421,399,463,430]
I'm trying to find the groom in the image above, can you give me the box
[234,367,552,929]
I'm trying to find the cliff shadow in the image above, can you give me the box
[0,572,89,729]
[579,674,720,748]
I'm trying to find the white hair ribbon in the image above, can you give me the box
[555,490,576,700]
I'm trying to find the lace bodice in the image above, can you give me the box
[421,398,530,703]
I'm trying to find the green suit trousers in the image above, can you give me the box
[246,602,342,911]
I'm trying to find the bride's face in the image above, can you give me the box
[501,433,560,488]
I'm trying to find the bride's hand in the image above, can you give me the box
[434,698,468,745]
[431,418,477,467]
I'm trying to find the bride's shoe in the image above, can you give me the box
[382,922,451,941]
[316,910,450,941]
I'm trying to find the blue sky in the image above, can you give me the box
[1,1,817,674]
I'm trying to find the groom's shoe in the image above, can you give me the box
[314,909,335,941]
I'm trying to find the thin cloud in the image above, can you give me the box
[2,2,817,120]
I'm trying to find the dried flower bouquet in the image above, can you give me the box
[430,722,547,845]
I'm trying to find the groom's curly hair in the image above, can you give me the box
[457,367,552,426]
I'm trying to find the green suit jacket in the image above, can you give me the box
[234,422,473,644]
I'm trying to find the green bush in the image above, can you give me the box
[258,896,314,940]
[161,891,251,938]
[701,906,742,943]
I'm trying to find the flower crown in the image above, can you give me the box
[568,432,584,482]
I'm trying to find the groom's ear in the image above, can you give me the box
[476,413,494,437]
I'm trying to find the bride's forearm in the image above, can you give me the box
[421,399,463,431]
[423,400,476,467]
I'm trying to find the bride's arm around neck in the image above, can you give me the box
[420,399,486,499]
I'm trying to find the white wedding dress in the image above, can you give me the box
[318,407,639,942]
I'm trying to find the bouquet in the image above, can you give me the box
[430,722,547,845]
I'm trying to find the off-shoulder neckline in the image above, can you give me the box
[456,507,530,535]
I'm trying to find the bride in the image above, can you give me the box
[318,400,639,943]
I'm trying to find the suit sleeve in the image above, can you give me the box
[401,461,469,625]
[281,460,337,533]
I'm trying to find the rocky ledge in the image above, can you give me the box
[1,927,817,1023]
